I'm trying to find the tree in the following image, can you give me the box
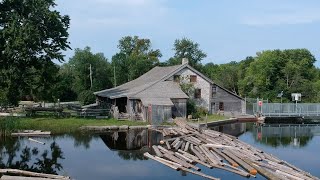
[166,38,207,70]
[111,36,162,86]
[0,0,70,105]
[238,49,317,102]
[66,47,112,104]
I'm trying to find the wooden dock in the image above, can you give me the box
[145,118,318,180]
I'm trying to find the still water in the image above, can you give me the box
[0,123,319,180]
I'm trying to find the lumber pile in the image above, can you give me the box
[145,118,318,180]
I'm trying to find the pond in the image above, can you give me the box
[0,123,319,180]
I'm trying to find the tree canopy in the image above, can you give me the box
[165,38,207,70]
[0,0,70,105]
[61,47,112,105]
[111,36,162,86]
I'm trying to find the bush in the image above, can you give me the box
[187,99,208,118]
[0,117,20,136]
[78,90,96,105]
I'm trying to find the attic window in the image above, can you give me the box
[190,75,197,82]
[212,85,217,95]
[174,75,180,82]
[194,89,201,99]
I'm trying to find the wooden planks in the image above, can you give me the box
[144,118,317,180]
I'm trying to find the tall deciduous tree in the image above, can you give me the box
[111,36,162,86]
[0,0,70,105]
[67,47,112,105]
[239,49,317,102]
[166,38,207,70]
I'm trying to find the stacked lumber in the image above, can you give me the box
[145,119,318,180]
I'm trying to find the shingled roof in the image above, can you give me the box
[94,64,187,99]
[94,63,243,101]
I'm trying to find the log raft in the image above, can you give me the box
[145,118,318,180]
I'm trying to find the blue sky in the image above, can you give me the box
[55,0,320,66]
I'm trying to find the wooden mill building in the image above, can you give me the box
[94,59,245,124]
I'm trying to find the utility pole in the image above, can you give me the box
[114,65,116,87]
[89,64,93,89]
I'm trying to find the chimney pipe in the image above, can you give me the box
[182,58,189,64]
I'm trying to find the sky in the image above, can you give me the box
[55,0,320,66]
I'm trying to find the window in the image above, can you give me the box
[190,75,197,82]
[194,89,201,99]
[174,75,180,82]
[219,102,224,111]
[212,85,217,96]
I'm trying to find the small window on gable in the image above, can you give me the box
[212,85,217,95]
[194,89,201,99]
[174,75,180,82]
[190,75,197,82]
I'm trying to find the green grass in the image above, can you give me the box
[0,117,148,134]
[187,114,229,123]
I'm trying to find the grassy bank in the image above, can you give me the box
[187,114,229,124]
[0,117,148,134]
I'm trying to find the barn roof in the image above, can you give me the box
[94,63,243,101]
[94,64,187,99]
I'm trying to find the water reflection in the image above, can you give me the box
[0,137,64,175]
[210,122,248,136]
[100,129,163,161]
[252,124,320,147]
[100,129,162,150]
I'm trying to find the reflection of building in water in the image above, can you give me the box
[253,124,320,147]
[100,129,163,150]
[210,123,247,137]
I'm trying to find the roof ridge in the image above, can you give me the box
[94,64,185,96]
[129,64,187,97]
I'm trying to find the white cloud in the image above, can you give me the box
[240,8,320,26]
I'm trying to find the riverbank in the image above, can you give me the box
[0,114,231,135]
[0,117,148,134]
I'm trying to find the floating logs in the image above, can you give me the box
[144,118,317,180]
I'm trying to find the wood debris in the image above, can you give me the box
[145,118,318,180]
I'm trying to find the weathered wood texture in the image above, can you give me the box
[144,118,317,180]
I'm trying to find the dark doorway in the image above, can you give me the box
[115,97,127,113]
[219,102,224,111]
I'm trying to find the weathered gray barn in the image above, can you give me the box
[94,60,245,123]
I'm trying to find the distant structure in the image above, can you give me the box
[93,59,245,123]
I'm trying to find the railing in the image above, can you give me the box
[253,103,320,117]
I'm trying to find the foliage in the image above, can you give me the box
[0,0,70,105]
[0,117,21,136]
[63,47,112,104]
[165,38,206,70]
[238,49,317,102]
[111,36,162,86]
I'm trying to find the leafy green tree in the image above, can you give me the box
[239,49,317,102]
[166,38,207,70]
[65,47,112,104]
[0,0,70,105]
[111,36,162,86]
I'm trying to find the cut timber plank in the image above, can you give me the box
[0,175,56,180]
[152,145,163,157]
[11,132,51,137]
[0,169,69,179]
